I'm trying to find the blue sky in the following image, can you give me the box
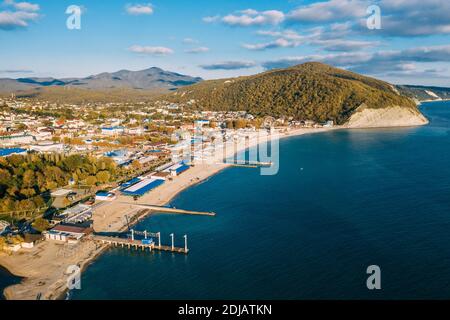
[0,0,449,86]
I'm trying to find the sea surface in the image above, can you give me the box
[3,101,450,299]
[0,266,21,300]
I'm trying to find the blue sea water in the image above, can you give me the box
[0,267,21,300]
[3,101,450,299]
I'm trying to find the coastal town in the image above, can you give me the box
[0,94,335,300]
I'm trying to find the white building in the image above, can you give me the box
[0,133,34,146]
[101,126,125,135]
[95,191,116,202]
[44,225,92,243]
[29,143,65,153]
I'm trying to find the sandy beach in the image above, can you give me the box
[0,126,337,300]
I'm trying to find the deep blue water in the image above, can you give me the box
[0,267,21,300]
[4,101,450,299]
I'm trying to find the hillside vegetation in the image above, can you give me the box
[0,153,119,219]
[166,62,418,124]
[5,87,162,104]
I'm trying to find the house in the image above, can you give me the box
[0,220,10,235]
[0,133,34,145]
[323,120,334,128]
[50,188,74,198]
[121,177,165,197]
[152,171,171,180]
[29,143,64,153]
[165,162,190,177]
[104,149,130,166]
[138,154,158,166]
[21,234,44,249]
[44,224,93,243]
[101,126,125,135]
[57,204,92,224]
[6,243,21,252]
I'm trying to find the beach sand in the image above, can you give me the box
[0,126,336,300]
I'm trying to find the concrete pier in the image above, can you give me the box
[120,202,216,216]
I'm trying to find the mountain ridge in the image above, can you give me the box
[0,67,202,92]
[396,85,450,102]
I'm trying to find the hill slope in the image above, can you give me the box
[167,62,425,126]
[0,67,202,93]
[396,85,450,102]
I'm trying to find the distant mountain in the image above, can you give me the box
[0,67,202,92]
[396,85,450,102]
[166,62,426,127]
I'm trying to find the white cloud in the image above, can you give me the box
[287,0,368,23]
[204,9,285,27]
[242,38,299,51]
[185,47,210,54]
[285,0,450,37]
[0,10,39,29]
[126,3,153,15]
[313,39,379,51]
[239,9,259,15]
[261,45,450,79]
[222,10,285,26]
[129,45,174,55]
[202,15,220,23]
[183,37,198,44]
[200,61,256,70]
[0,69,33,74]
[0,0,40,29]
[4,0,39,12]
[374,0,450,36]
[244,27,377,52]
[256,29,308,41]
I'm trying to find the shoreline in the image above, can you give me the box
[0,265,22,300]
[0,121,426,300]
[419,98,450,103]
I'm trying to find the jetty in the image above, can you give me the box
[93,230,189,254]
[223,160,272,168]
[120,202,216,216]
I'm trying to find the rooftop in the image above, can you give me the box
[51,224,92,234]
[0,147,27,157]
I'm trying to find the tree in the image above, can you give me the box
[209,121,217,129]
[22,170,36,188]
[233,119,247,129]
[0,237,5,251]
[85,176,97,186]
[32,218,50,233]
[16,123,28,130]
[131,160,142,171]
[96,171,111,184]
[10,235,23,244]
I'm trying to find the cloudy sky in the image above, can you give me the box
[1,0,449,86]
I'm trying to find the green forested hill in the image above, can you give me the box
[166,62,417,124]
